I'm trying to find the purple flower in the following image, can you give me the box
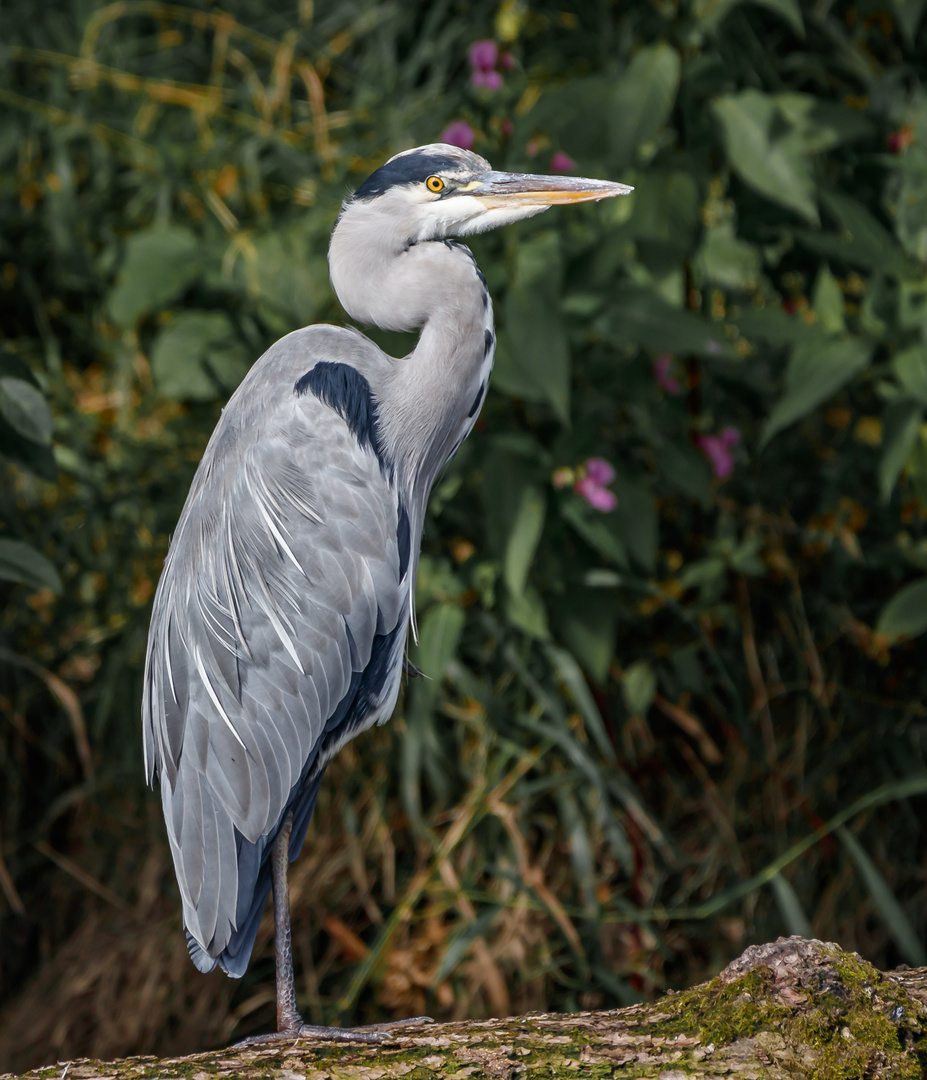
[653,354,682,395]
[469,39,498,72]
[440,121,476,150]
[572,457,618,511]
[575,478,618,512]
[501,118,514,137]
[585,457,615,486]
[472,68,503,91]
[550,151,576,174]
[695,427,740,481]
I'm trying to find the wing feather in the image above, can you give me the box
[143,327,410,961]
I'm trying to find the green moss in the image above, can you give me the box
[652,966,792,1046]
[645,948,925,1079]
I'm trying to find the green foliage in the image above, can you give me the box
[3,0,927,1068]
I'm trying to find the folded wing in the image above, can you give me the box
[142,328,408,965]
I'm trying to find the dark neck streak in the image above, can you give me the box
[379,239,491,502]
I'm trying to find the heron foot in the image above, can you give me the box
[232,1016,433,1048]
[353,1016,434,1033]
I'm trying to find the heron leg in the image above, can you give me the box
[272,811,301,1033]
[232,812,430,1048]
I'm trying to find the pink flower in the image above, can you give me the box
[888,126,914,153]
[695,427,740,481]
[472,68,503,91]
[440,121,476,150]
[501,118,514,137]
[572,457,618,511]
[585,457,615,486]
[468,39,498,72]
[653,354,682,395]
[468,39,503,92]
[575,478,618,512]
[550,151,576,174]
[526,138,540,158]
[499,50,515,70]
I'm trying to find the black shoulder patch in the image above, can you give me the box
[396,500,411,580]
[468,382,485,418]
[351,151,463,201]
[295,362,388,469]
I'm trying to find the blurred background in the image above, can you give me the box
[2,0,927,1071]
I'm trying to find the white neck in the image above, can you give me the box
[329,206,493,496]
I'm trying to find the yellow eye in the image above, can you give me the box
[425,175,445,193]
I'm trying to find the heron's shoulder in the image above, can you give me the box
[255,323,383,376]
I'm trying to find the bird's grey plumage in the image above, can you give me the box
[142,142,632,998]
[144,324,410,968]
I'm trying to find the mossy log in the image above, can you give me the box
[4,938,926,1080]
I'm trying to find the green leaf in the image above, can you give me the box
[775,95,872,153]
[893,345,927,405]
[0,376,53,444]
[694,220,761,291]
[0,351,56,478]
[504,484,545,598]
[246,233,327,328]
[555,588,617,685]
[626,172,701,265]
[811,265,845,333]
[880,402,922,501]
[610,473,658,571]
[837,826,927,966]
[890,0,927,44]
[107,226,203,328]
[733,306,828,347]
[653,440,714,504]
[622,659,656,716]
[496,232,570,420]
[713,91,817,223]
[415,600,465,681]
[899,277,927,332]
[546,644,617,758]
[679,556,727,590]
[769,872,812,938]
[606,285,737,358]
[506,582,550,639]
[694,0,804,36]
[0,538,62,592]
[560,498,629,568]
[876,577,927,640]
[609,44,681,171]
[746,0,805,34]
[795,191,910,277]
[149,312,250,401]
[761,336,873,445]
[525,76,612,161]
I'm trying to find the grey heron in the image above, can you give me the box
[142,143,631,1044]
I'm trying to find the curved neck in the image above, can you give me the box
[329,208,493,495]
[328,203,495,639]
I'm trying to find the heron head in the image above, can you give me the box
[345,143,632,242]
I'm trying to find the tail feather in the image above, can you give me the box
[184,769,327,977]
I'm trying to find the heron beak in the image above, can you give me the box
[460,170,633,208]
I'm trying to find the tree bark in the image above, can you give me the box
[3,937,925,1080]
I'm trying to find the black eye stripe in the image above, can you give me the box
[351,152,463,201]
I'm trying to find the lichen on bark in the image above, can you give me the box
[4,938,926,1080]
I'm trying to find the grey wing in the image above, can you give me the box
[142,337,408,961]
